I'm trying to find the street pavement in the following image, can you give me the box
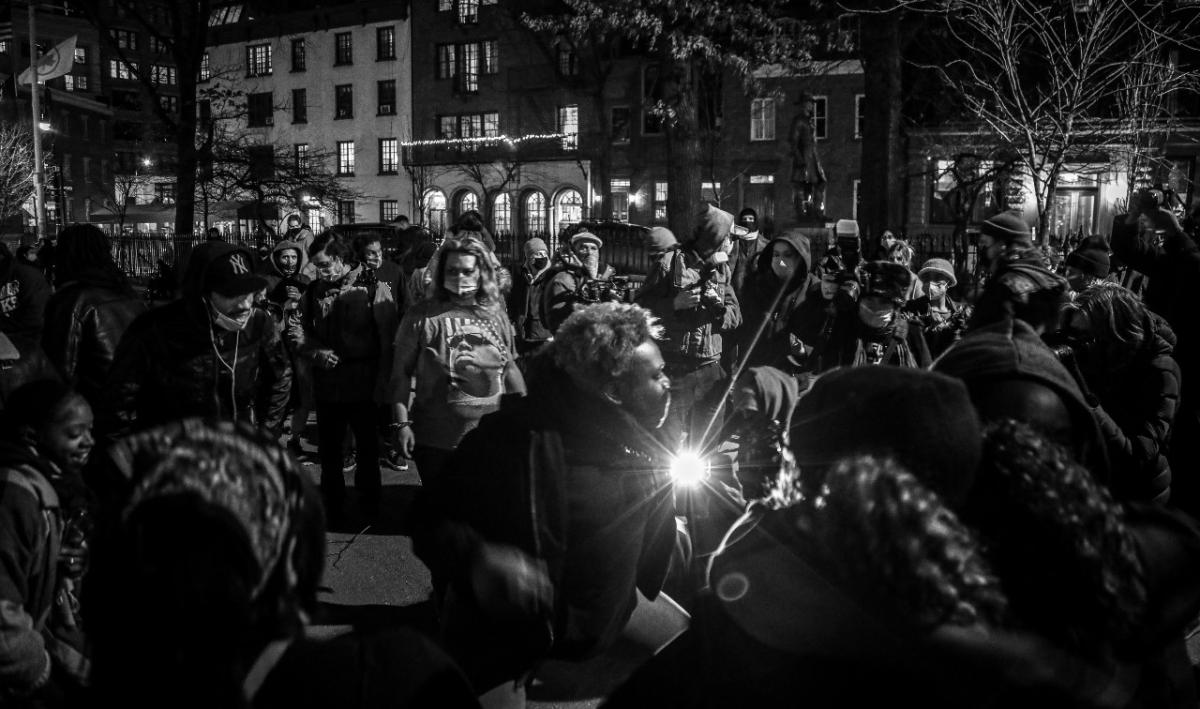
[294,440,606,709]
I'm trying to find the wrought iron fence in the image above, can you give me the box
[109,232,273,278]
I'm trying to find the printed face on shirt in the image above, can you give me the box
[447,327,505,400]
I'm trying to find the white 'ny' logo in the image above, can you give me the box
[229,254,249,274]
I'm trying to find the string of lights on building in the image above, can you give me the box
[400,133,570,148]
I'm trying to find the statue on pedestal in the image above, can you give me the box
[789,92,827,222]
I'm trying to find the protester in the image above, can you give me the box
[292,232,398,518]
[720,366,800,501]
[86,419,479,709]
[729,207,768,298]
[822,260,931,369]
[636,202,742,447]
[736,229,812,370]
[508,237,554,354]
[281,214,316,256]
[412,302,680,707]
[789,251,856,374]
[644,226,679,266]
[1058,284,1179,504]
[104,241,292,440]
[968,260,1070,336]
[388,234,524,485]
[354,234,407,472]
[1064,245,1110,295]
[41,224,147,413]
[0,242,55,407]
[257,239,313,455]
[0,381,93,705]
[976,211,1036,277]
[885,239,923,301]
[903,258,969,357]
[543,231,620,332]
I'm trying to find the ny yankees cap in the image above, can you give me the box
[205,250,269,297]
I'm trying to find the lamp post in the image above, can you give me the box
[27,4,47,241]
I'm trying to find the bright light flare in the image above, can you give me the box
[669,451,709,488]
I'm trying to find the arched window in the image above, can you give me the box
[524,191,547,234]
[422,189,447,233]
[553,188,583,232]
[456,189,479,220]
[493,192,512,233]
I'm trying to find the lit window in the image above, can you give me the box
[246,44,272,77]
[557,105,578,150]
[208,4,243,26]
[611,178,630,222]
[0,41,9,53]
[334,32,352,65]
[109,59,136,80]
[64,75,89,91]
[458,42,479,93]
[380,199,399,221]
[459,114,484,138]
[555,189,583,230]
[436,44,455,79]
[852,179,861,220]
[423,189,447,232]
[150,64,177,85]
[294,144,310,175]
[199,52,211,81]
[458,0,479,25]
[701,182,721,201]
[524,191,547,233]
[377,26,396,61]
[482,112,500,137]
[481,40,498,74]
[110,29,137,50]
[654,181,667,221]
[74,46,87,64]
[750,98,775,141]
[749,174,774,184]
[493,192,511,232]
[379,138,399,174]
[458,191,479,218]
[336,141,355,175]
[438,0,452,10]
[438,116,456,139]
[813,96,828,140]
[855,94,865,139]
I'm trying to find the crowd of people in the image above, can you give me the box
[3,190,1200,708]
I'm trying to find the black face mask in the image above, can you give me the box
[532,257,549,270]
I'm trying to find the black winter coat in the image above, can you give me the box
[42,281,147,408]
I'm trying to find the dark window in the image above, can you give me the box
[160,95,178,113]
[556,45,578,76]
[291,38,306,71]
[610,107,630,143]
[335,84,353,119]
[377,80,396,115]
[199,99,212,126]
[643,65,663,135]
[438,115,456,138]
[110,29,137,50]
[334,32,352,65]
[481,40,498,74]
[376,26,395,60]
[292,88,307,123]
[247,92,273,127]
[436,44,454,79]
[248,145,275,181]
[337,200,355,224]
[154,183,176,204]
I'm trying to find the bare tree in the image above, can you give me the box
[0,124,36,229]
[108,170,142,234]
[929,0,1199,239]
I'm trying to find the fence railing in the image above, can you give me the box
[491,222,653,276]
[109,232,274,278]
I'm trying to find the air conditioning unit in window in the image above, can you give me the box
[379,104,393,114]
[265,116,274,126]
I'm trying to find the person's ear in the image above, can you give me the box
[16,424,38,450]
[600,381,623,407]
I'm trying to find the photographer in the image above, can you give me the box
[542,232,626,333]
[637,203,742,447]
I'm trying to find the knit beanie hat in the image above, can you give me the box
[693,202,735,254]
[981,211,1033,249]
[1065,247,1110,279]
[917,258,957,288]
[737,207,759,230]
[645,226,678,256]
[932,318,1109,483]
[570,231,603,250]
[790,367,982,507]
[523,237,549,258]
[860,260,913,304]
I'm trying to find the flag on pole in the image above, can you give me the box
[18,34,76,85]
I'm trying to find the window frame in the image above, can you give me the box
[294,143,310,175]
[380,199,399,222]
[749,98,776,142]
[247,91,274,128]
[291,38,306,72]
[334,32,353,66]
[378,138,399,175]
[813,95,828,140]
[377,79,396,116]
[557,104,579,150]
[854,94,865,139]
[376,26,396,61]
[246,43,273,77]
[336,140,356,176]
[334,84,354,120]
[292,88,307,124]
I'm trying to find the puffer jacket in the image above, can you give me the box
[738,229,813,369]
[636,248,741,364]
[102,242,292,439]
[543,261,616,333]
[42,278,147,408]
[1090,318,1181,505]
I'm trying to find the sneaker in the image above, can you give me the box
[381,450,409,471]
[342,453,357,473]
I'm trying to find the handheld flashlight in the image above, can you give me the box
[669,451,710,488]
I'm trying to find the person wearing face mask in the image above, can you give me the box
[104,241,292,442]
[903,258,970,358]
[543,231,619,333]
[508,237,555,355]
[791,251,858,374]
[729,207,769,299]
[637,202,742,448]
[290,233,398,520]
[388,234,525,486]
[737,229,813,371]
[824,261,931,370]
[259,241,314,456]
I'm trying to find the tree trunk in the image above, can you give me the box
[664,55,701,243]
[859,12,906,258]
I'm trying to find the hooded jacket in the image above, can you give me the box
[260,239,311,311]
[739,229,813,369]
[103,241,292,439]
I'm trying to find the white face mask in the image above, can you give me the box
[710,250,730,266]
[859,302,895,329]
[444,276,478,298]
[771,258,796,280]
[927,282,948,300]
[209,301,252,331]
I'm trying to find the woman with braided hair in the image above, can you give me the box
[41,223,147,412]
[85,418,477,709]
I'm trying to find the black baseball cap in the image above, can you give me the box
[205,251,268,297]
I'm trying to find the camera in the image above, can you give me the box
[1043,331,1092,365]
[1133,187,1165,214]
[577,276,635,304]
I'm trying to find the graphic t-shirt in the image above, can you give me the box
[395,301,516,450]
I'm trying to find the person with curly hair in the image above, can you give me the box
[885,239,924,301]
[388,234,524,485]
[85,419,477,709]
[412,302,679,707]
[1059,284,1180,504]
